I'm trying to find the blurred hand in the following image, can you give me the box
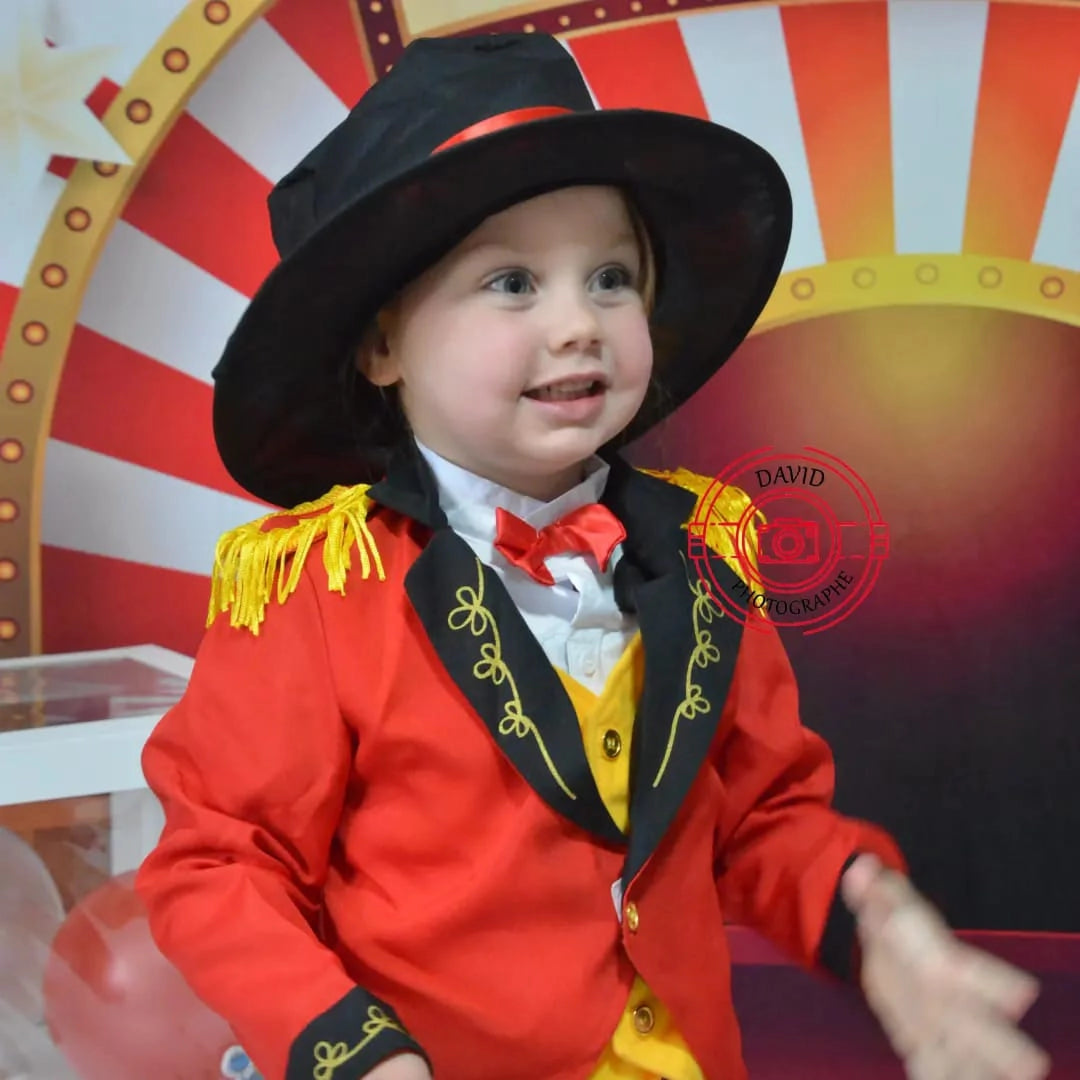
[842,854,1050,1080]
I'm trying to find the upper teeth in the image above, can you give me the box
[532,379,596,399]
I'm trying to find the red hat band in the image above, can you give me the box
[433,106,573,153]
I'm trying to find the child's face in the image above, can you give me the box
[362,185,654,500]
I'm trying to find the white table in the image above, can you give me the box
[0,645,192,873]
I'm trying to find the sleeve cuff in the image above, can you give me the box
[817,851,862,982]
[286,987,429,1080]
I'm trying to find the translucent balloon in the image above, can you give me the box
[0,828,66,1026]
[0,994,78,1080]
[43,871,260,1080]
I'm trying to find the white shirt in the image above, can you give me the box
[414,440,639,695]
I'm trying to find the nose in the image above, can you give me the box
[547,284,602,355]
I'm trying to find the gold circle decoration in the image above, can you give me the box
[757,256,1077,335]
[20,323,47,346]
[40,264,67,288]
[204,2,232,25]
[63,207,91,231]
[852,266,876,289]
[125,98,154,123]
[163,47,191,73]
[0,0,273,655]
[916,262,939,285]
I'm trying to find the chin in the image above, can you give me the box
[531,440,605,471]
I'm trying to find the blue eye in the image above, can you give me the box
[592,265,633,292]
[487,270,534,295]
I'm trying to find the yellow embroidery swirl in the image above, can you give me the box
[448,559,576,800]
[312,1007,405,1080]
[652,576,723,788]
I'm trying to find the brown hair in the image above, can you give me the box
[624,193,658,317]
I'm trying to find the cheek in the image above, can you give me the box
[444,312,535,390]
[614,312,655,384]
[402,315,527,405]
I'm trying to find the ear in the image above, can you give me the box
[354,311,399,387]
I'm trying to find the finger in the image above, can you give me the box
[904,1035,953,1080]
[948,1007,1051,1080]
[903,1008,1049,1080]
[841,852,885,913]
[951,945,1042,1021]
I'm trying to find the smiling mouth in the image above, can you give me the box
[524,378,605,402]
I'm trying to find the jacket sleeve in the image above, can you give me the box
[711,616,906,981]
[135,566,428,1080]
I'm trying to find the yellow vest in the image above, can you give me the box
[556,635,704,1080]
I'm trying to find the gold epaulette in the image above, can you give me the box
[640,467,763,585]
[207,484,386,635]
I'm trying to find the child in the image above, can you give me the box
[135,32,1048,1080]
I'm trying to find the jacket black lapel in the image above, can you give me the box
[601,458,745,885]
[623,560,743,883]
[370,442,624,845]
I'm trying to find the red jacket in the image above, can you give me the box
[136,450,903,1080]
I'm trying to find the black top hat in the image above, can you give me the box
[212,32,792,508]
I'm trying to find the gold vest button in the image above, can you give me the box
[602,728,622,758]
[625,902,639,932]
[632,1004,655,1034]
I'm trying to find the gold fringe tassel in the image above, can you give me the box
[641,467,764,587]
[207,484,386,635]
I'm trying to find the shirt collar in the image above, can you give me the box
[413,437,611,545]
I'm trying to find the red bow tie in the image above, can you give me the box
[493,504,627,586]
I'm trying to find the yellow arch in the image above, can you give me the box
[0,0,276,656]
[757,255,1078,333]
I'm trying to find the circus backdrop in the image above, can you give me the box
[0,0,1077,1076]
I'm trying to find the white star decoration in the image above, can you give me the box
[0,3,131,206]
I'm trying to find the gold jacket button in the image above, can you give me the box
[632,1004,655,1034]
[625,902,640,932]
[602,729,622,758]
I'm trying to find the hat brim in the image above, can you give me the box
[212,109,792,507]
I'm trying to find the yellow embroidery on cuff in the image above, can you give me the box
[312,1007,406,1080]
[448,558,576,800]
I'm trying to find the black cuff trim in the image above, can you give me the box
[818,852,861,983]
[287,987,428,1080]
